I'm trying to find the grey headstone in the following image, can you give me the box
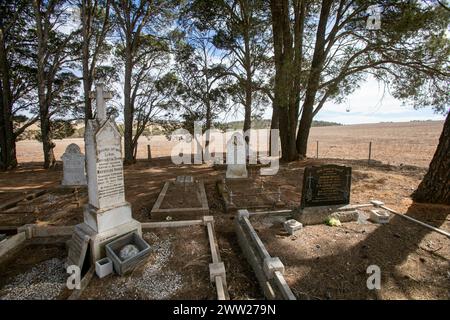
[61,144,87,186]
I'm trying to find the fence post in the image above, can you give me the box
[147,144,152,160]
[316,141,319,159]
[368,141,372,165]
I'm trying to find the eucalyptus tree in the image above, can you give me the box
[32,0,81,168]
[269,0,450,161]
[0,0,37,170]
[77,0,112,124]
[187,0,272,139]
[111,0,179,164]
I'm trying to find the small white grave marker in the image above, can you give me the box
[226,133,248,179]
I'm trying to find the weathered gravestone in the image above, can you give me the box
[295,164,359,225]
[226,133,248,179]
[61,143,87,186]
[67,83,141,266]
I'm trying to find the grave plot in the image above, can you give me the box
[151,176,209,220]
[0,242,72,300]
[80,225,215,299]
[0,187,86,228]
[0,216,228,300]
[217,177,284,213]
[246,204,450,300]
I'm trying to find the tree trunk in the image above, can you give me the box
[270,0,296,162]
[0,29,17,170]
[269,103,279,155]
[243,35,253,139]
[205,99,211,152]
[412,113,450,204]
[39,115,56,169]
[296,0,332,157]
[33,1,55,169]
[123,46,134,164]
[81,0,93,125]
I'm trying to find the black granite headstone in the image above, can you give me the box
[300,164,352,208]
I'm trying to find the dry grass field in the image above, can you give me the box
[16,120,444,168]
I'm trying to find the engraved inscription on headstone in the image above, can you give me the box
[94,122,125,209]
[61,143,87,186]
[300,164,351,208]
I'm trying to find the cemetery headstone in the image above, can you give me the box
[61,143,87,186]
[67,82,142,265]
[300,164,351,208]
[226,133,248,179]
[295,164,359,225]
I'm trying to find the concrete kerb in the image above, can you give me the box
[234,210,296,300]
[150,179,210,217]
[203,215,230,300]
[0,232,27,264]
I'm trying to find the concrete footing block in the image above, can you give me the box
[263,257,285,280]
[370,200,385,207]
[95,257,113,278]
[209,262,226,283]
[17,224,35,239]
[370,209,390,224]
[237,209,250,220]
[203,216,214,225]
[284,219,303,235]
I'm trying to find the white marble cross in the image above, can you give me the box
[89,82,113,121]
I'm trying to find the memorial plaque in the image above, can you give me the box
[95,121,125,209]
[300,164,351,208]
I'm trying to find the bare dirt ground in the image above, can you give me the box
[0,120,448,300]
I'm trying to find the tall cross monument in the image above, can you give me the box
[67,82,141,268]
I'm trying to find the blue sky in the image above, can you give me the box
[258,76,447,125]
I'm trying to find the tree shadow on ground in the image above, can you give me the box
[273,202,450,299]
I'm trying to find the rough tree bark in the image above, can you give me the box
[412,113,450,204]
[296,0,333,157]
[123,43,134,164]
[33,0,56,169]
[81,0,110,125]
[242,14,252,143]
[0,29,17,170]
[270,0,305,161]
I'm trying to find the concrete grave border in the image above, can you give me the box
[150,178,209,218]
[234,209,296,300]
[216,179,284,213]
[0,216,229,300]
[141,216,229,300]
[0,189,47,212]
